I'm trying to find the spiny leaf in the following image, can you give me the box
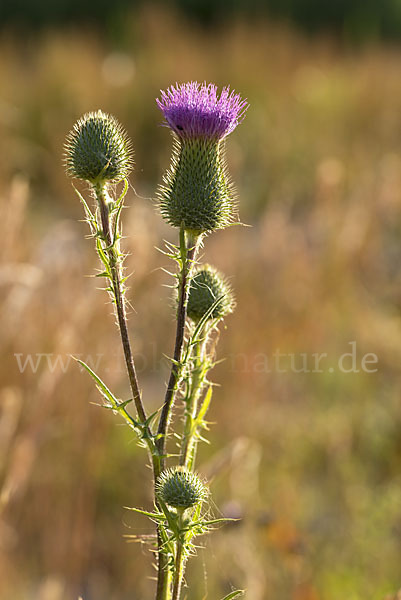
[123,506,164,521]
[74,358,118,404]
[72,184,95,222]
[193,517,240,527]
[196,385,213,423]
[191,296,225,341]
[220,591,245,600]
[74,358,136,429]
[143,410,160,428]
[114,398,133,410]
[112,177,129,243]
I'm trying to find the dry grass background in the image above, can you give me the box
[1,5,401,599]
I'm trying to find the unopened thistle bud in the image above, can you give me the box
[64,110,133,184]
[187,264,235,323]
[156,467,207,510]
[156,82,248,235]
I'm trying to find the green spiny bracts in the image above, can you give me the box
[187,264,235,323]
[64,110,133,184]
[156,467,207,510]
[158,137,236,235]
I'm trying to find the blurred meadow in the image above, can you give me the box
[1,3,401,599]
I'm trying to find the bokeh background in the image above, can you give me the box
[1,1,401,599]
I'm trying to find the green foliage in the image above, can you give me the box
[75,358,159,451]
[220,591,245,600]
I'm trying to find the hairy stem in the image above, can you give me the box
[172,509,186,600]
[180,337,207,470]
[96,186,146,420]
[95,184,159,467]
[155,228,199,600]
[156,227,199,468]
[95,184,168,599]
[172,542,184,600]
[155,531,170,600]
[160,564,172,600]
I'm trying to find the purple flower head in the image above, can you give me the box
[156,81,248,140]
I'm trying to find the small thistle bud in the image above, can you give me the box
[156,82,248,235]
[156,467,207,510]
[187,264,235,323]
[64,110,133,184]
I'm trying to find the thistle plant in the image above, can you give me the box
[64,82,248,600]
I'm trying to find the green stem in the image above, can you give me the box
[155,228,200,600]
[156,227,199,469]
[180,336,208,470]
[155,528,170,600]
[95,184,149,430]
[161,566,173,600]
[95,184,168,598]
[172,510,186,600]
[172,542,184,600]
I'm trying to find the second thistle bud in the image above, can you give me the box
[187,265,235,323]
[64,110,133,185]
[156,467,207,510]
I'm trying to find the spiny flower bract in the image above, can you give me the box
[156,467,207,510]
[64,110,133,184]
[187,264,235,323]
[158,137,236,233]
[157,81,248,140]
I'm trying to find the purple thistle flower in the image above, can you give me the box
[156,81,248,140]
